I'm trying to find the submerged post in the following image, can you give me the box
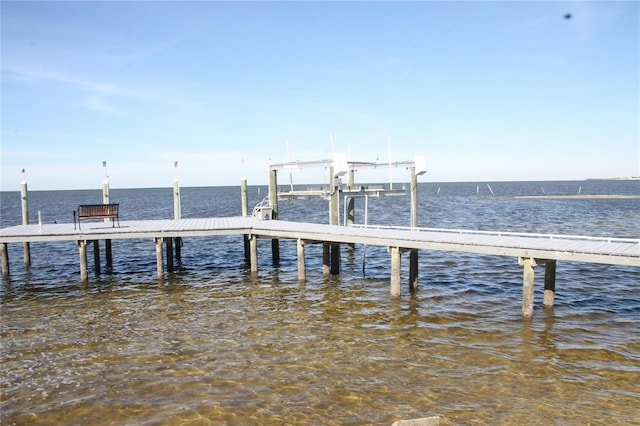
[329,166,340,275]
[269,169,280,264]
[78,241,88,282]
[1,243,9,277]
[20,178,31,267]
[297,238,306,281]
[390,246,402,296]
[155,238,164,279]
[173,163,182,262]
[346,169,355,252]
[93,240,100,274]
[520,257,537,317]
[241,177,250,263]
[102,163,113,267]
[409,166,419,290]
[166,237,174,273]
[543,260,557,307]
[250,235,258,274]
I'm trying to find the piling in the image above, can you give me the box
[20,180,30,267]
[103,177,113,267]
[1,243,9,276]
[93,240,100,274]
[390,246,401,296]
[543,260,556,307]
[78,241,88,282]
[297,238,306,281]
[269,169,280,264]
[346,169,355,252]
[409,166,419,290]
[250,235,258,274]
[173,177,182,264]
[329,166,340,275]
[155,238,164,279]
[166,237,174,273]
[520,257,536,317]
[241,177,250,263]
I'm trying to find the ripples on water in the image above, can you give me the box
[1,181,639,424]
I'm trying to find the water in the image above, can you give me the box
[1,180,639,425]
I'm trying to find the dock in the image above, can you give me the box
[1,216,638,317]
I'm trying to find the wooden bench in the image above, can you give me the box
[75,204,120,230]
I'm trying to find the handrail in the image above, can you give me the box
[350,223,640,244]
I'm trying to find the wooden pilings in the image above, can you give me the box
[21,180,31,267]
[390,246,402,296]
[1,243,9,277]
[520,257,557,317]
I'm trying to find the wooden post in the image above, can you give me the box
[79,241,88,282]
[346,169,355,252]
[155,238,164,279]
[390,246,401,296]
[20,180,30,267]
[105,239,113,269]
[269,169,280,265]
[520,257,537,317]
[102,178,110,224]
[409,166,419,290]
[1,243,9,277]
[322,242,330,276]
[166,237,174,273]
[329,166,340,275]
[409,250,418,291]
[93,240,101,274]
[242,177,250,263]
[241,177,249,217]
[173,178,181,220]
[543,260,556,307]
[250,235,258,274]
[297,238,306,281]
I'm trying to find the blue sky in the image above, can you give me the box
[1,1,638,190]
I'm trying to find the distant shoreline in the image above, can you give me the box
[515,194,639,199]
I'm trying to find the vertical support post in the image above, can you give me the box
[390,246,402,296]
[543,260,556,307]
[241,177,249,217]
[250,235,258,274]
[79,240,88,282]
[329,166,340,275]
[409,250,418,291]
[241,177,250,263]
[297,238,306,281]
[166,237,174,273]
[409,166,419,290]
[93,240,101,275]
[1,243,9,277]
[269,169,280,264]
[102,178,110,224]
[155,238,164,280]
[173,178,182,220]
[322,242,330,276]
[105,239,113,269]
[346,169,355,252]
[520,257,537,317]
[20,180,31,267]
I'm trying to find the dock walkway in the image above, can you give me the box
[1,217,638,316]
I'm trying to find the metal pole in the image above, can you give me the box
[20,180,31,267]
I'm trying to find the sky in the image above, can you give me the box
[1,1,638,191]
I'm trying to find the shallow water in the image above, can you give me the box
[1,180,639,424]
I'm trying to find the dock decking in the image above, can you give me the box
[1,216,638,316]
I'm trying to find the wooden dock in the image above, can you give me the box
[1,217,638,316]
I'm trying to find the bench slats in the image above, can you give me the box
[76,204,120,229]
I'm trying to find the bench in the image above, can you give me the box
[75,204,120,230]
